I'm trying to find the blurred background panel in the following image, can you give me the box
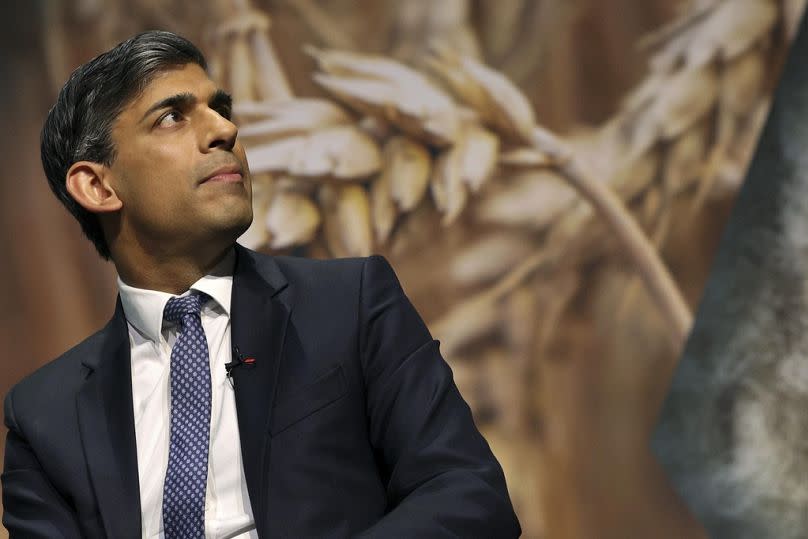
[1,1,803,537]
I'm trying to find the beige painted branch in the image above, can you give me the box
[535,128,693,345]
[250,30,293,100]
[284,0,357,50]
[430,248,558,355]
[227,0,293,100]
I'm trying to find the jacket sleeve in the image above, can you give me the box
[356,255,521,538]
[2,386,83,538]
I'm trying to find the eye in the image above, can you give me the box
[156,110,184,128]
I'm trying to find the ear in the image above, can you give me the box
[65,161,122,213]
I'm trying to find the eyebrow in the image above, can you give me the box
[140,89,233,123]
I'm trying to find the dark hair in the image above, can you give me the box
[40,30,207,259]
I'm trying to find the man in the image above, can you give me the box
[2,30,520,538]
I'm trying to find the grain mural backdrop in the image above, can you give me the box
[0,1,803,537]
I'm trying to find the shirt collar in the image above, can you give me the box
[117,249,235,343]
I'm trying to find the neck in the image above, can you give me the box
[113,242,235,294]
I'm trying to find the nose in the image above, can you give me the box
[203,108,238,152]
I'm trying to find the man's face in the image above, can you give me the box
[107,63,252,253]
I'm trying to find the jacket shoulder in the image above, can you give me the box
[245,247,384,285]
[5,325,108,421]
[266,251,368,273]
[240,249,401,322]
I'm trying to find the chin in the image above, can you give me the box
[221,207,254,241]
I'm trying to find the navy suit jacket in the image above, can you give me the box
[2,244,520,538]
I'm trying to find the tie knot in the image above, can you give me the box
[163,293,209,324]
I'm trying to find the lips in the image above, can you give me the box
[200,163,243,184]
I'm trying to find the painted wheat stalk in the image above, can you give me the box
[237,0,800,345]
[222,3,802,535]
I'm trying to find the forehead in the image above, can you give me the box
[122,63,216,117]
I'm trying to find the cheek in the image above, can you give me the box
[116,158,192,220]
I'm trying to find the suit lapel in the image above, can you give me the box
[76,298,142,539]
[73,245,289,538]
[230,244,292,538]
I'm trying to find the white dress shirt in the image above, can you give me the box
[117,250,258,539]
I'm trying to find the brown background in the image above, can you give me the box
[0,1,764,537]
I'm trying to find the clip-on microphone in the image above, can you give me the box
[225,345,256,386]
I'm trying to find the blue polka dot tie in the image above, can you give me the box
[162,293,211,538]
